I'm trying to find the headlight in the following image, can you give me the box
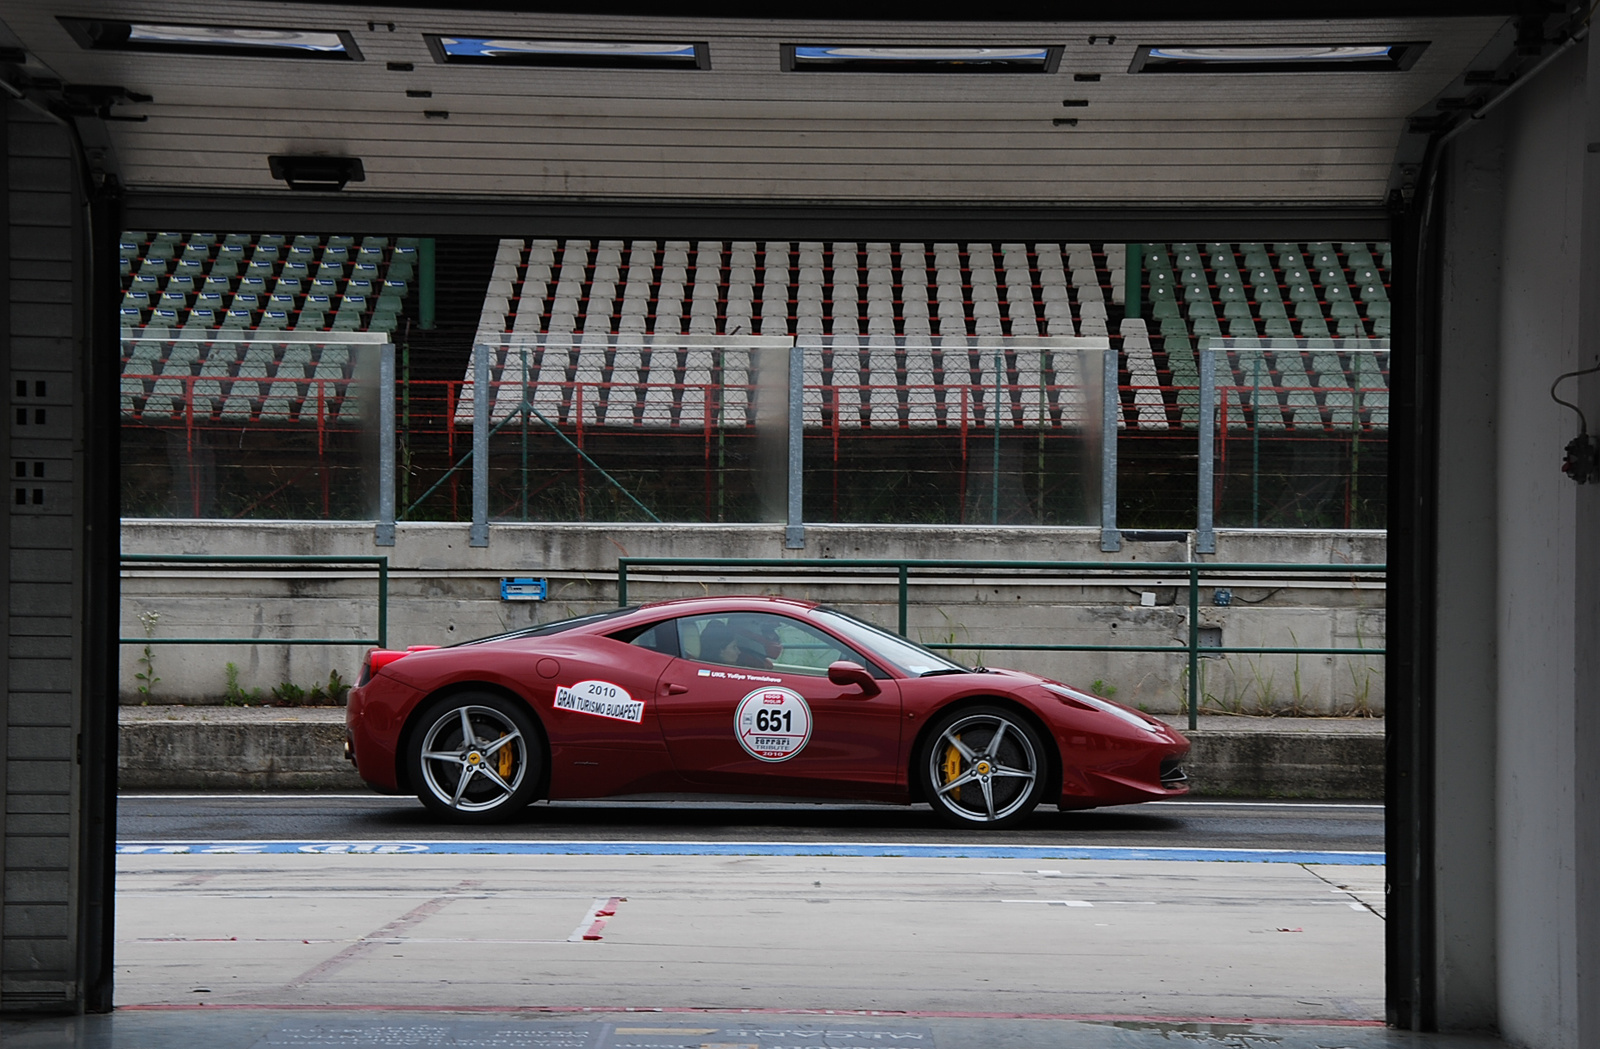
[1040,681,1163,733]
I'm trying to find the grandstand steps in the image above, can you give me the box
[395,235,502,386]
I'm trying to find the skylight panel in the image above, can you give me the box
[426,37,708,69]
[784,45,1061,74]
[1130,43,1426,74]
[59,19,361,60]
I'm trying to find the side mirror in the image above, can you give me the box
[827,660,881,696]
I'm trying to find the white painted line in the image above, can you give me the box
[1147,800,1384,810]
[1002,899,1094,907]
[567,897,623,942]
[119,793,408,801]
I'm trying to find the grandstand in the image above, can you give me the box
[116,233,1389,526]
[456,237,1389,432]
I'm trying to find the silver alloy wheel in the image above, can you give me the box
[418,704,528,813]
[928,711,1039,823]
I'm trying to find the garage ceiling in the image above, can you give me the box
[1,3,1510,206]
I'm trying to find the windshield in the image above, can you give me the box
[458,606,640,646]
[810,608,970,677]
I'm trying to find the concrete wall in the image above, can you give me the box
[1433,39,1600,1047]
[118,520,1385,714]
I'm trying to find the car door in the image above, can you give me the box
[652,611,903,794]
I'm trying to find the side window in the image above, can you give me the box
[625,620,680,657]
[676,613,865,676]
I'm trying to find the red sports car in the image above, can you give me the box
[345,596,1190,828]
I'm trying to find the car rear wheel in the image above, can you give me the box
[406,692,543,823]
[920,705,1046,829]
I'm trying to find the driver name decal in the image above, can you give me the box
[734,686,813,762]
[553,680,644,723]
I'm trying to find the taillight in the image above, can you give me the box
[360,645,440,685]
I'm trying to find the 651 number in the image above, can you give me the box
[754,708,793,732]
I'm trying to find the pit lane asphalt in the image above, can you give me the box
[116,794,1383,852]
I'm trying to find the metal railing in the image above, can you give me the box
[119,554,388,648]
[616,556,1385,730]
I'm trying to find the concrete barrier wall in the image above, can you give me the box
[119,520,1385,714]
[115,710,1382,799]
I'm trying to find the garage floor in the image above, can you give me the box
[0,848,1509,1048]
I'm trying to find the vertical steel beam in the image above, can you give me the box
[1125,243,1143,318]
[419,237,436,330]
[469,344,489,547]
[1100,344,1121,551]
[786,343,804,548]
[375,342,396,546]
[1197,342,1217,554]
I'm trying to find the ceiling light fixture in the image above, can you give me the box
[268,155,366,192]
[1130,43,1425,74]
[59,19,362,60]
[426,36,708,69]
[783,45,1061,74]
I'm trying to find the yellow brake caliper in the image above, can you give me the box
[942,737,963,802]
[497,732,514,778]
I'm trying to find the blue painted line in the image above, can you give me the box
[115,840,1385,865]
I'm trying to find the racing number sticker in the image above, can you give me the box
[553,680,644,723]
[735,686,813,762]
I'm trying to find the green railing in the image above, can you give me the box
[119,554,388,648]
[616,557,1385,730]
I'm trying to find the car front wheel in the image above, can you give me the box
[920,705,1046,829]
[406,692,543,823]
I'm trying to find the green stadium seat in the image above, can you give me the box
[1330,300,1360,319]
[1224,301,1254,321]
[294,308,325,331]
[1263,318,1295,338]
[1288,283,1318,303]
[223,233,252,248]
[1152,299,1181,319]
[1257,300,1288,320]
[1299,314,1331,338]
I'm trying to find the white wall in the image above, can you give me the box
[1436,40,1598,1048]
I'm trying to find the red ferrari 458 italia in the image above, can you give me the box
[346,596,1190,828]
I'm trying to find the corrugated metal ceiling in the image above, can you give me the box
[1,3,1507,205]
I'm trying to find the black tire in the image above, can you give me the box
[405,691,544,823]
[918,704,1047,830]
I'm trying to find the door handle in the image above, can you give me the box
[663,682,689,695]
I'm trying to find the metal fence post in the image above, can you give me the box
[1196,341,1217,554]
[786,342,804,549]
[377,558,389,649]
[1187,563,1200,730]
[375,342,396,547]
[470,343,490,547]
[898,564,909,637]
[617,560,629,606]
[1100,343,1122,551]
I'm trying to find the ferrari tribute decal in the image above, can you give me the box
[553,680,644,723]
[735,686,813,762]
